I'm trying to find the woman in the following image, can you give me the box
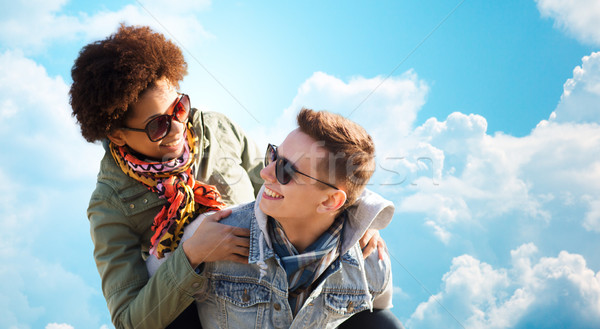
[71,24,390,329]
[71,24,264,328]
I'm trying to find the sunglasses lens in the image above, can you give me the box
[147,115,170,141]
[266,144,291,184]
[276,158,293,184]
[264,144,274,165]
[275,159,291,185]
[174,95,190,122]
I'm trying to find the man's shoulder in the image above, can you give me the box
[219,202,256,229]
[362,244,391,293]
[329,243,390,293]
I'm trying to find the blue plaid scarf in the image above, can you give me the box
[268,213,345,316]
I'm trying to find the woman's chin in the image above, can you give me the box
[159,137,185,159]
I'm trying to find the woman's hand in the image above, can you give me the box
[182,209,250,268]
[359,228,386,260]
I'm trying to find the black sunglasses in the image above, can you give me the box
[122,94,190,142]
[265,143,339,190]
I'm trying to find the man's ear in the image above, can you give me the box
[317,189,347,214]
[107,129,127,146]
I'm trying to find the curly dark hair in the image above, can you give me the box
[70,24,188,142]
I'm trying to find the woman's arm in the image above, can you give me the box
[89,193,204,329]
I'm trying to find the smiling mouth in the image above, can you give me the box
[162,136,182,148]
[264,187,283,199]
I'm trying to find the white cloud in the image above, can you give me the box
[583,197,600,232]
[0,0,81,52]
[249,70,429,159]
[0,212,101,329]
[267,56,600,329]
[0,51,107,328]
[406,244,600,329]
[0,50,103,179]
[80,3,214,49]
[549,52,600,124]
[536,0,600,45]
[0,0,213,53]
[395,112,556,242]
[45,323,74,329]
[277,67,600,245]
[390,103,600,243]
[393,286,410,299]
[425,219,452,244]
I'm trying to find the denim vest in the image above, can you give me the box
[193,201,393,329]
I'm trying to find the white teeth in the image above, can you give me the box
[265,187,283,199]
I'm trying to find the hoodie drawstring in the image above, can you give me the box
[358,251,374,312]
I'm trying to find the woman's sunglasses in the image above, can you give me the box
[122,94,190,142]
[265,143,339,190]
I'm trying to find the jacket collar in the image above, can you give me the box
[248,188,275,264]
[247,185,395,264]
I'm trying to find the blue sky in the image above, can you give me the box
[1,1,599,328]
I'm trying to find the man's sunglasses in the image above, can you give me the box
[265,143,339,190]
[122,94,190,142]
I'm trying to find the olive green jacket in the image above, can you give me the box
[88,109,263,329]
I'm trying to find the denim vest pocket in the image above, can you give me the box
[324,292,370,315]
[213,279,271,307]
[212,279,271,328]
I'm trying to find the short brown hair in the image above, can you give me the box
[69,24,188,142]
[297,108,375,210]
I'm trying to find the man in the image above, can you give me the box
[149,108,402,328]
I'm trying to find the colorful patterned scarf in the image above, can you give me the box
[268,213,345,315]
[110,123,225,258]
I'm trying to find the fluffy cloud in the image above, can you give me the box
[45,324,74,329]
[274,65,600,329]
[0,0,212,53]
[80,2,214,49]
[536,0,600,46]
[390,54,600,242]
[406,243,600,329]
[263,57,600,328]
[550,52,600,124]
[0,166,103,328]
[584,197,600,233]
[0,0,80,52]
[0,51,108,328]
[0,50,102,179]
[249,70,429,159]
[274,65,600,247]
[268,69,588,245]
[404,112,600,242]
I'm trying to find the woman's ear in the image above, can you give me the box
[317,189,347,214]
[107,129,127,146]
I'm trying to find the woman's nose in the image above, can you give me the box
[169,118,186,135]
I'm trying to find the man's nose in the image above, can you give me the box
[260,161,277,183]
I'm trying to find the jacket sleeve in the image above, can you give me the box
[239,127,264,197]
[88,188,207,329]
